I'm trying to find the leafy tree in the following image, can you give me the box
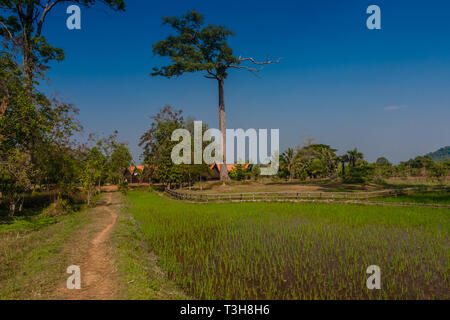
[79,146,104,206]
[374,157,393,181]
[229,164,252,181]
[109,143,132,185]
[0,0,126,84]
[151,10,279,181]
[339,154,349,177]
[310,144,338,179]
[430,162,448,183]
[0,149,35,216]
[140,106,184,188]
[376,157,391,166]
[346,148,364,167]
[280,148,297,181]
[308,158,326,179]
[344,161,375,184]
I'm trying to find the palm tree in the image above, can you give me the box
[346,148,364,167]
[339,155,349,176]
[317,146,338,179]
[281,148,297,181]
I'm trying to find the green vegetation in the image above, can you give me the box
[128,191,450,300]
[112,195,187,300]
[0,208,90,299]
[150,10,279,181]
[426,146,450,162]
[372,192,450,205]
[1,1,131,217]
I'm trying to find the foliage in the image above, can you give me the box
[140,106,184,187]
[229,164,251,181]
[151,10,279,181]
[0,149,35,216]
[425,146,450,162]
[343,161,375,184]
[0,0,126,82]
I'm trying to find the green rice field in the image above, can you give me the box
[128,191,450,300]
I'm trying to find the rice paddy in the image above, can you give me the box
[128,191,450,300]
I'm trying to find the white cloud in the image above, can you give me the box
[384,105,407,111]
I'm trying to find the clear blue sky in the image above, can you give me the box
[39,0,450,163]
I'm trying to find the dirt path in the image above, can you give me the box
[55,192,119,300]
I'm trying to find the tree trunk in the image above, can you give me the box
[9,201,16,217]
[18,196,24,212]
[218,79,229,181]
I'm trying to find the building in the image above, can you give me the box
[124,165,148,184]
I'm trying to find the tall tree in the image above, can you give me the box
[0,0,126,84]
[151,10,280,181]
[280,148,297,181]
[346,148,364,167]
[140,106,185,188]
[314,144,338,179]
[109,142,132,185]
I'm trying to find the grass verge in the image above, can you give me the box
[0,210,91,299]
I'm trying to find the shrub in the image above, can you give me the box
[344,163,375,184]
[42,198,71,217]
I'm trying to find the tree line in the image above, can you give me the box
[278,144,449,184]
[140,106,449,188]
[0,0,130,217]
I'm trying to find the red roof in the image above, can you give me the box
[127,165,146,174]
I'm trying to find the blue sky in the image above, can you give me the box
[38,0,450,163]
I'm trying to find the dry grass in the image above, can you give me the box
[180,180,384,195]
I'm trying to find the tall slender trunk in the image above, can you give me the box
[9,199,16,217]
[218,79,229,181]
[18,196,24,212]
[17,4,35,89]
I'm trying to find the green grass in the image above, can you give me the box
[128,191,450,300]
[373,192,450,205]
[0,210,91,299]
[111,194,187,300]
[0,217,58,232]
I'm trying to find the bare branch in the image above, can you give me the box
[37,0,64,37]
[204,70,218,80]
[0,21,16,43]
[228,56,282,76]
[229,65,263,72]
[237,56,282,65]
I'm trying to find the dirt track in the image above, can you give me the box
[55,193,118,300]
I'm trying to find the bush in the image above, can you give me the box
[344,163,375,184]
[229,164,250,181]
[42,198,72,217]
[119,180,129,195]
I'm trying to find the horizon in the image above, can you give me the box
[36,0,450,164]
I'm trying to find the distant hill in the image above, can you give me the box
[425,146,450,162]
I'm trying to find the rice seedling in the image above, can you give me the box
[128,191,449,300]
